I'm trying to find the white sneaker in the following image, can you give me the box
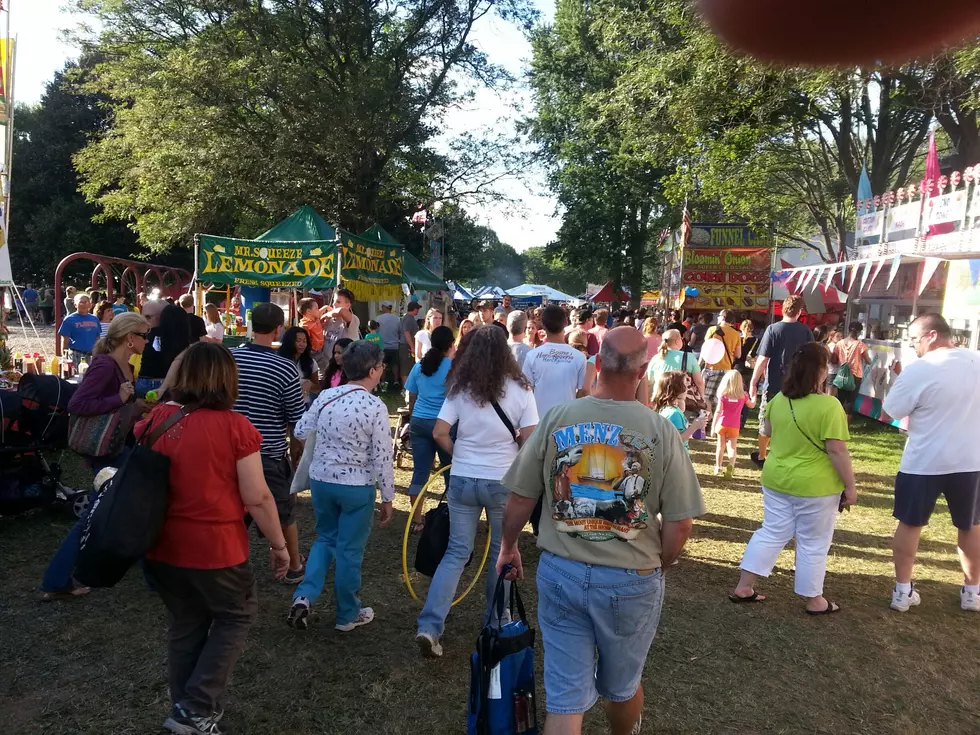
[336,607,375,632]
[713,466,722,476]
[416,631,444,658]
[961,588,980,612]
[890,585,921,612]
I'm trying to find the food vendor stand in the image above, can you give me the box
[195,208,448,343]
[670,223,774,314]
[772,159,980,426]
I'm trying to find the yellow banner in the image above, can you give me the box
[0,38,14,125]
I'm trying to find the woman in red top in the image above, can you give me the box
[138,342,290,735]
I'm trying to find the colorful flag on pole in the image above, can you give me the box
[924,131,955,238]
[0,38,12,126]
[857,164,873,210]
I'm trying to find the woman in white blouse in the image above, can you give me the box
[415,325,538,658]
[287,341,394,633]
[203,303,225,342]
[414,308,444,362]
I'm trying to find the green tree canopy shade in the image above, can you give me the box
[73,0,538,252]
[9,60,148,286]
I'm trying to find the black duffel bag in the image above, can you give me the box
[75,405,194,588]
[414,495,451,578]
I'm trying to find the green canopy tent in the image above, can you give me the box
[256,204,337,242]
[195,209,447,302]
[359,224,447,291]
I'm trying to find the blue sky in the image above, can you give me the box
[12,0,559,251]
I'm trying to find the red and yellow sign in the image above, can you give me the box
[682,247,771,310]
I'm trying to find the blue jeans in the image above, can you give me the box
[40,450,129,593]
[536,552,665,715]
[294,479,375,625]
[135,377,163,399]
[417,475,509,639]
[408,416,451,496]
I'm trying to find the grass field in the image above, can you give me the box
[1,407,979,735]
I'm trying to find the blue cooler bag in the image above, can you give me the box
[467,570,538,734]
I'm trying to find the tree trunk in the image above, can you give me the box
[626,200,650,309]
[610,208,625,312]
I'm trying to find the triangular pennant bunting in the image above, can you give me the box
[824,264,839,289]
[918,257,943,295]
[886,255,902,288]
[845,262,860,291]
[799,268,814,292]
[867,258,886,290]
[811,266,825,292]
[859,261,873,293]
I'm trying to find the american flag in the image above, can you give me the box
[679,206,691,248]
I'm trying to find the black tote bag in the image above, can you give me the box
[75,406,194,588]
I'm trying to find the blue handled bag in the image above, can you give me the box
[467,570,538,735]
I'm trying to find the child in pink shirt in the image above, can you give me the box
[712,370,756,477]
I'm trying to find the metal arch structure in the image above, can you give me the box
[53,251,192,352]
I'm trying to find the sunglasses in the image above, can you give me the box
[131,331,150,340]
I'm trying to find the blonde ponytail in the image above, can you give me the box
[94,312,150,355]
[659,329,680,360]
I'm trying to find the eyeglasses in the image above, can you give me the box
[907,330,933,346]
[131,331,150,340]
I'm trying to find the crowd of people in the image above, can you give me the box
[30,286,980,735]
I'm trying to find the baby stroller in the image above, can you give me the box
[0,373,91,519]
[392,407,413,469]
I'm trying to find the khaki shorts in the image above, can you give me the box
[758,391,775,437]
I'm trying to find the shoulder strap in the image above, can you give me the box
[491,400,519,444]
[139,405,196,448]
[714,326,735,366]
[787,398,827,454]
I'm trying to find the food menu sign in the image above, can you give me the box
[683,224,773,310]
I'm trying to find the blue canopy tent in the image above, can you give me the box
[447,280,475,301]
[473,285,507,299]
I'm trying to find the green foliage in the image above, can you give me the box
[525,0,670,304]
[72,0,537,252]
[9,62,142,285]
[529,0,980,265]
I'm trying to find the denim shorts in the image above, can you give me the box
[536,551,665,715]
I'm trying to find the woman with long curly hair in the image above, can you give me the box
[416,326,539,658]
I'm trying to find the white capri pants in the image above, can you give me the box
[740,487,840,598]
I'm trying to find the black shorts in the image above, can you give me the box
[893,471,980,530]
[261,454,296,527]
[837,387,859,413]
[383,348,398,366]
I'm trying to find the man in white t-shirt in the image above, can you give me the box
[522,305,588,420]
[883,313,980,613]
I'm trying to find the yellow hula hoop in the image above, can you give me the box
[401,464,491,607]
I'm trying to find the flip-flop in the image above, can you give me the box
[728,591,766,603]
[806,601,841,615]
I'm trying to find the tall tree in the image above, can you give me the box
[9,61,141,285]
[72,0,537,252]
[526,0,668,304]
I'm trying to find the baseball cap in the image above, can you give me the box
[381,301,393,309]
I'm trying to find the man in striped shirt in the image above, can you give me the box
[232,303,307,582]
